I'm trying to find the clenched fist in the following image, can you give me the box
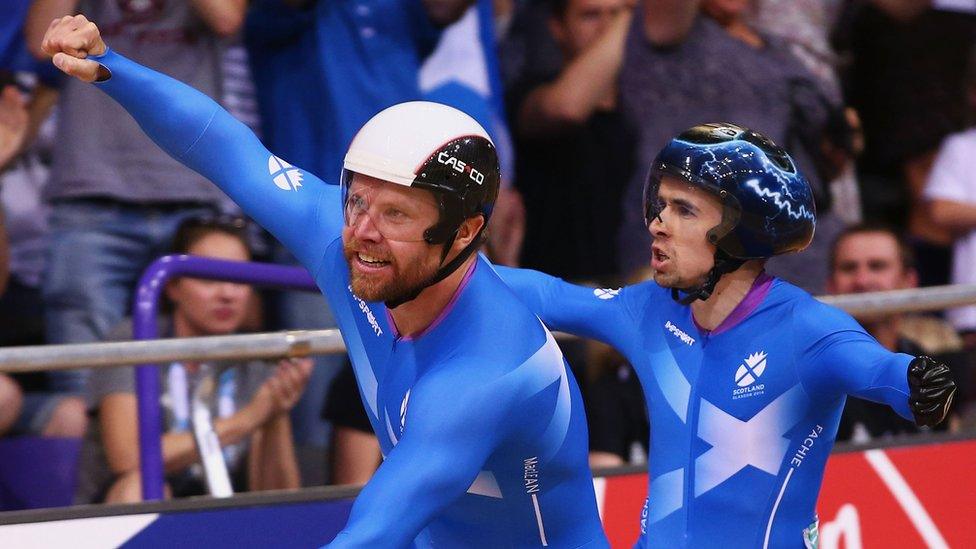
[41,14,109,83]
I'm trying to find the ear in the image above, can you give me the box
[548,15,566,45]
[904,268,919,289]
[454,215,487,250]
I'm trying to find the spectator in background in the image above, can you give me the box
[615,0,842,293]
[0,83,23,436]
[245,0,471,183]
[748,0,932,95]
[498,1,564,92]
[748,0,845,95]
[23,1,247,433]
[827,224,969,442]
[0,85,27,173]
[76,217,311,504]
[509,0,637,284]
[836,2,976,288]
[747,0,871,227]
[926,46,976,357]
[0,373,19,437]
[321,365,381,485]
[586,347,647,468]
[418,2,524,266]
[1,0,76,438]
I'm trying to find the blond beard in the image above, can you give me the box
[345,241,439,303]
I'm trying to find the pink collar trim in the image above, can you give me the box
[693,271,775,336]
[387,260,478,341]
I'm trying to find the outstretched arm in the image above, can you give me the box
[41,15,341,273]
[327,368,512,547]
[495,265,639,350]
[793,304,957,425]
[798,328,915,421]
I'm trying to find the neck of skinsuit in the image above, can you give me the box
[689,260,765,331]
[387,254,478,339]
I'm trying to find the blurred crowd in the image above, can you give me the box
[0,0,975,508]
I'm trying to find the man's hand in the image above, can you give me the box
[0,86,28,170]
[41,14,109,83]
[908,356,956,427]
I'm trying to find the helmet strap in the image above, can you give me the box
[670,250,745,305]
[384,222,486,309]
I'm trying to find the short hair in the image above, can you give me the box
[829,223,915,272]
[550,0,570,18]
[171,214,252,257]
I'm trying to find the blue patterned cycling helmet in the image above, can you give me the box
[644,123,816,303]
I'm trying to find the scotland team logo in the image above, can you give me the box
[732,351,767,400]
[735,351,767,387]
[593,288,620,300]
[268,155,303,191]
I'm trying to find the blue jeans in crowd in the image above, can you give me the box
[41,199,217,395]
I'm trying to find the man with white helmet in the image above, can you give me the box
[42,15,608,548]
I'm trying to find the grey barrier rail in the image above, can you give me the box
[5,283,976,373]
[1,257,975,501]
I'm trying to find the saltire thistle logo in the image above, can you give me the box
[268,155,303,191]
[593,288,620,300]
[735,351,767,387]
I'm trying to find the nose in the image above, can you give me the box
[216,282,248,300]
[850,267,875,291]
[350,210,383,242]
[649,210,669,239]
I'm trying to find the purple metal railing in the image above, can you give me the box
[133,254,318,500]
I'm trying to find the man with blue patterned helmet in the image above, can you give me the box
[498,123,956,547]
[642,123,816,304]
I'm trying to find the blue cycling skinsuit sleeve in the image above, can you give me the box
[329,362,514,548]
[494,266,646,350]
[91,48,342,273]
[793,302,913,420]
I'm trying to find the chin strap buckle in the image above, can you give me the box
[668,254,745,306]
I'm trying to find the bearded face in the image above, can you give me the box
[343,236,443,304]
[341,175,444,304]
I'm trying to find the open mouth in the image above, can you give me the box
[356,252,391,268]
[652,248,670,262]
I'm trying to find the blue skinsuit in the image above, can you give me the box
[497,268,914,548]
[91,50,608,549]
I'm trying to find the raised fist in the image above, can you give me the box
[41,14,109,83]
